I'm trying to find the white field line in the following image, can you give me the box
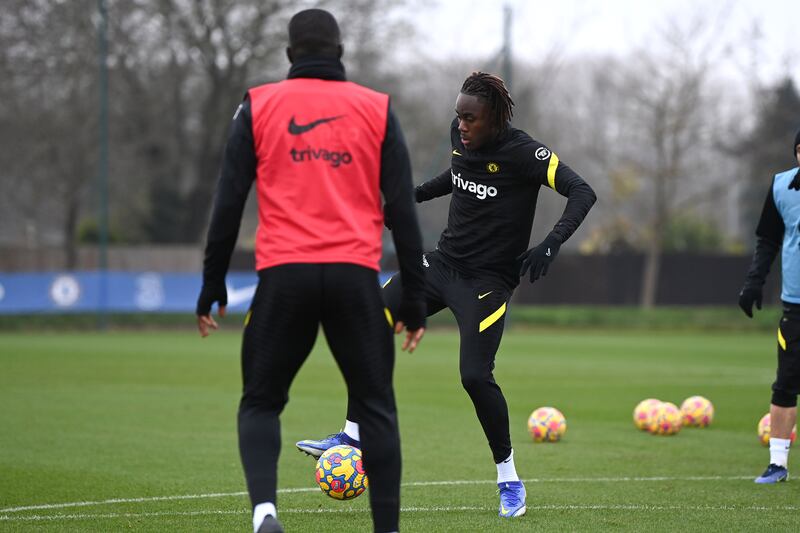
[3,503,800,522]
[0,475,754,514]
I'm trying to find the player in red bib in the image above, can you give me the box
[196,9,426,533]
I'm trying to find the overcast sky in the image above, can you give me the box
[409,0,797,85]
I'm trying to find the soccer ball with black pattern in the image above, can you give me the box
[315,445,368,500]
[527,406,567,442]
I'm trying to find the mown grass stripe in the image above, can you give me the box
[0,475,755,514]
[3,503,800,522]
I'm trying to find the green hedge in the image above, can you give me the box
[0,306,780,332]
[501,305,780,331]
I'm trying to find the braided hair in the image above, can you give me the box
[460,72,514,131]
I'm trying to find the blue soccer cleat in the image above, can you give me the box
[295,432,360,458]
[755,464,788,484]
[497,481,526,518]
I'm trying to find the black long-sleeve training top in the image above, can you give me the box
[416,119,596,289]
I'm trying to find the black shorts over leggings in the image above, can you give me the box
[772,303,800,407]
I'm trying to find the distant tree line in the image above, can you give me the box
[1,1,799,307]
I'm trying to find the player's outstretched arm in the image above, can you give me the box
[545,163,597,246]
[520,149,596,284]
[384,167,452,229]
[414,168,453,203]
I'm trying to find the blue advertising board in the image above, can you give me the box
[0,271,393,314]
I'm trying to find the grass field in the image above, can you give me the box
[2,326,799,531]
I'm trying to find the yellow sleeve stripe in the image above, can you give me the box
[778,327,787,351]
[244,310,252,326]
[382,276,394,289]
[384,307,394,327]
[547,153,560,190]
[479,303,507,332]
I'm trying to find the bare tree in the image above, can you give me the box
[175,1,287,239]
[0,0,424,261]
[737,78,800,240]
[0,0,99,267]
[612,15,733,307]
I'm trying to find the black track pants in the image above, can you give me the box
[349,251,513,464]
[238,263,400,533]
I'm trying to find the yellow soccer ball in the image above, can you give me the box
[757,413,798,447]
[651,402,681,435]
[633,398,662,431]
[528,406,567,442]
[680,396,714,428]
[315,445,368,500]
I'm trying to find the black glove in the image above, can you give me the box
[789,170,800,191]
[517,235,562,283]
[414,186,424,203]
[396,297,426,330]
[196,282,227,315]
[738,286,762,318]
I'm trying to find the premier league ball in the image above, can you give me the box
[633,398,662,431]
[757,413,798,447]
[315,445,368,500]
[528,406,567,442]
[651,402,682,435]
[680,396,714,428]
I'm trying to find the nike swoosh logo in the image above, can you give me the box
[452,149,462,156]
[545,248,551,257]
[288,115,343,135]
[478,291,492,299]
[500,504,509,515]
[226,283,257,307]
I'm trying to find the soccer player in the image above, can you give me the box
[739,128,800,484]
[297,72,596,518]
[196,9,427,533]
